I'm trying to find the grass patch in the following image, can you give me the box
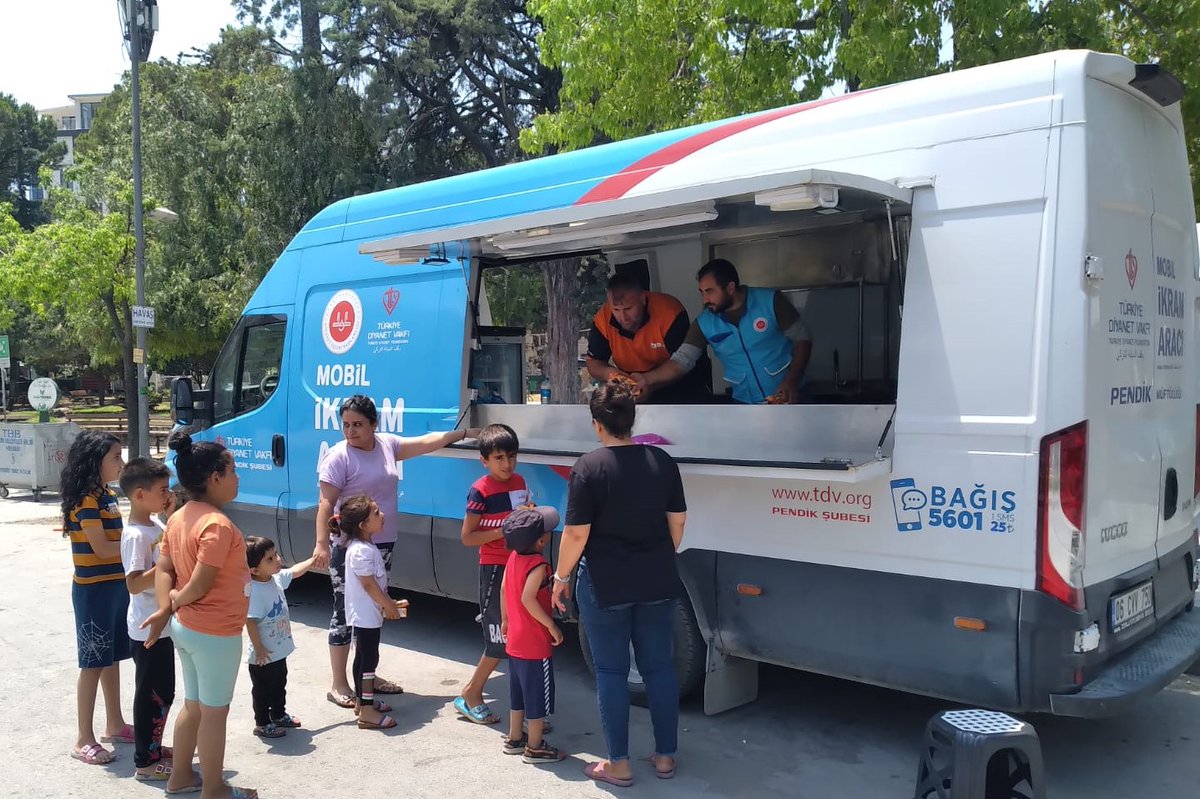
[2,406,173,424]
[68,405,129,415]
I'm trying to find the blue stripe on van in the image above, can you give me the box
[291,119,730,249]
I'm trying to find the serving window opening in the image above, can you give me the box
[455,171,914,473]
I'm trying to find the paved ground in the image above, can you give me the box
[4,490,1200,798]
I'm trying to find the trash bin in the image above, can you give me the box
[0,422,82,501]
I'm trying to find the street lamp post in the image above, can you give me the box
[131,11,147,456]
[123,0,157,456]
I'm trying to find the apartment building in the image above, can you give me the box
[33,92,109,197]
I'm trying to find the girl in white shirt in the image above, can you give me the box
[331,496,406,730]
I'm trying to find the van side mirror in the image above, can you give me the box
[171,378,194,426]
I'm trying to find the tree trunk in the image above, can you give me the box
[300,0,322,65]
[101,290,139,456]
[542,258,580,405]
[123,348,139,458]
[842,6,862,92]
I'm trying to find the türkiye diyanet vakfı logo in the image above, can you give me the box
[889,478,1017,534]
[322,289,363,355]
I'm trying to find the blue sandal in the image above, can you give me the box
[453,696,500,724]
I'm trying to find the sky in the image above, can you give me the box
[0,0,244,110]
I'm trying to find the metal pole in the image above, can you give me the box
[130,0,148,457]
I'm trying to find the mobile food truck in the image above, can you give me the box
[172,50,1200,715]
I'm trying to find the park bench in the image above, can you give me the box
[67,391,101,406]
[66,413,175,453]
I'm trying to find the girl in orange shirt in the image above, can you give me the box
[143,434,256,799]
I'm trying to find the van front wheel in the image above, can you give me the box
[577,598,706,707]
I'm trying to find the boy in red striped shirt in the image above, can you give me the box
[455,424,531,725]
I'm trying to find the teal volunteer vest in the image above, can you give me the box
[697,286,793,404]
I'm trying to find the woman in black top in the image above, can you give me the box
[552,377,687,786]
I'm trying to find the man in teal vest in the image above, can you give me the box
[635,259,813,404]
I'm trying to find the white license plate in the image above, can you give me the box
[1110,582,1154,634]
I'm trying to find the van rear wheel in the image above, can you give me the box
[577,598,706,707]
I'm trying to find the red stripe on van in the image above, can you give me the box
[575,92,869,205]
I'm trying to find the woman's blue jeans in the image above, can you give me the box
[576,562,679,762]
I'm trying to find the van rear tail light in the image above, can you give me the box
[1037,422,1087,611]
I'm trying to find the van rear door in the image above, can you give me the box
[1144,107,1196,568]
[1081,81,1161,607]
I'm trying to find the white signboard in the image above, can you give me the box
[27,377,59,411]
[132,305,156,329]
[0,425,36,481]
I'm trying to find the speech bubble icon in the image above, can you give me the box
[901,489,927,512]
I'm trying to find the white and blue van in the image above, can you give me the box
[171,50,1200,716]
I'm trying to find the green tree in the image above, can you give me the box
[235,0,560,178]
[0,94,64,229]
[75,27,381,371]
[0,197,144,447]
[524,0,1200,211]
[0,302,92,375]
[522,0,813,152]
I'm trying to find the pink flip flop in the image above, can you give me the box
[101,723,135,744]
[70,742,116,765]
[585,761,634,787]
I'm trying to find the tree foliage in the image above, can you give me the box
[0,191,143,446]
[234,0,559,177]
[0,94,64,229]
[1,309,91,375]
[0,199,135,364]
[524,0,1200,209]
[76,27,381,368]
[522,0,815,151]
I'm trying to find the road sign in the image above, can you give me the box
[133,347,145,365]
[0,334,9,368]
[28,377,59,411]
[132,305,156,329]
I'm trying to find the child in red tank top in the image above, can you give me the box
[500,506,566,765]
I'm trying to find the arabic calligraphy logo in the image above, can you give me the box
[1125,249,1138,289]
[383,287,400,316]
[322,289,363,355]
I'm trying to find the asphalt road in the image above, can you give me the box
[4,491,1199,798]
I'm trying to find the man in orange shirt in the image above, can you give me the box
[585,273,710,404]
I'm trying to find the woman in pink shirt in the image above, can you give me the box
[312,395,479,708]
